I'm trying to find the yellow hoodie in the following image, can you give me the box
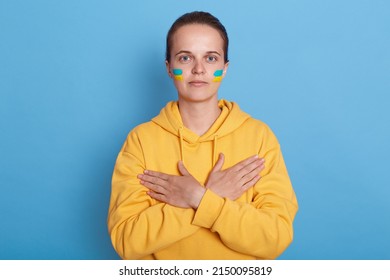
[108,99,298,260]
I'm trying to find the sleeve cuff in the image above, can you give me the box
[192,189,225,229]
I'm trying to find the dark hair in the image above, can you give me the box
[166,11,229,63]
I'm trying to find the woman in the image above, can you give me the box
[108,11,298,260]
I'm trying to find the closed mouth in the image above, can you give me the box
[189,80,208,86]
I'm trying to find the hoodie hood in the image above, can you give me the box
[152,99,250,142]
[151,99,251,165]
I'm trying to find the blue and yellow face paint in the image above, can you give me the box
[172,69,183,81]
[213,69,224,82]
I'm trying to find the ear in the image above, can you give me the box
[165,60,173,78]
[222,61,229,79]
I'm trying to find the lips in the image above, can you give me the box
[189,80,208,87]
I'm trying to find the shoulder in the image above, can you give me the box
[243,116,274,135]
[131,121,158,135]
[244,117,268,129]
[121,121,159,152]
[240,116,281,148]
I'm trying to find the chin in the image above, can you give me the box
[179,93,218,104]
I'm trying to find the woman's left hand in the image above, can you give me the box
[138,161,206,209]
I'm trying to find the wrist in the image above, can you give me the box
[191,187,206,209]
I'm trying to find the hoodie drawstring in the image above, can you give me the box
[213,135,218,166]
[179,127,184,164]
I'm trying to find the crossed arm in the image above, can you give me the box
[110,149,296,259]
[137,153,265,209]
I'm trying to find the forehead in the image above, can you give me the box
[171,24,224,52]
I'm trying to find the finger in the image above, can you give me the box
[138,174,168,187]
[211,153,225,173]
[147,191,167,203]
[230,155,262,172]
[178,161,190,176]
[240,164,264,185]
[141,180,167,195]
[237,160,265,179]
[144,169,169,181]
[241,175,261,191]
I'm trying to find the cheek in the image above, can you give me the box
[172,68,183,81]
[173,67,192,82]
[213,69,224,82]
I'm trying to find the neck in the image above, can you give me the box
[178,97,221,136]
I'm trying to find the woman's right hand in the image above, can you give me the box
[205,153,265,200]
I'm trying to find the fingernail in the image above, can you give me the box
[144,170,149,174]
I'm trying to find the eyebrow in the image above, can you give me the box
[175,50,222,57]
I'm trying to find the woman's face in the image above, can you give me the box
[166,24,229,104]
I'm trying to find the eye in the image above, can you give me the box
[179,55,192,63]
[206,56,218,63]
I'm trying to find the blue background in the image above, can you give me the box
[1,0,389,259]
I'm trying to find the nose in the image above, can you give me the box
[192,59,205,75]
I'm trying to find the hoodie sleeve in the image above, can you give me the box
[192,125,298,259]
[107,130,200,260]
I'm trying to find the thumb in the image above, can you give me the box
[211,153,225,173]
[178,160,191,176]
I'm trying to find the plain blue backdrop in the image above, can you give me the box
[1,0,389,259]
